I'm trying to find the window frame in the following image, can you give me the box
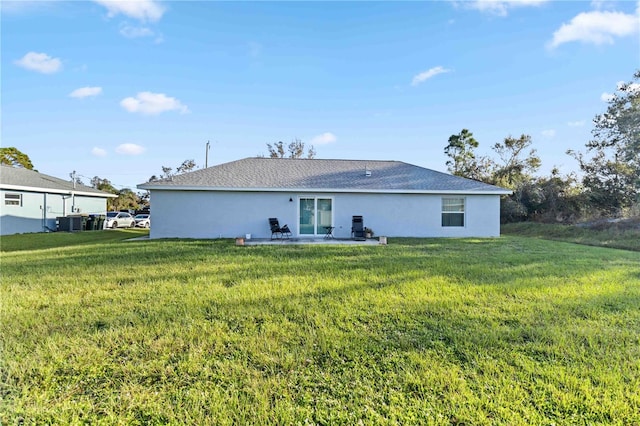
[298,196,334,236]
[441,197,465,227]
[4,193,22,206]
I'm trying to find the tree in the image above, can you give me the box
[176,159,196,174]
[533,169,586,222]
[267,138,316,159]
[90,176,118,193]
[90,176,146,211]
[111,188,141,212]
[443,129,490,181]
[568,70,640,215]
[481,134,541,223]
[90,177,119,210]
[503,168,585,223]
[266,141,286,158]
[442,131,545,223]
[149,159,197,182]
[490,134,541,189]
[0,147,35,170]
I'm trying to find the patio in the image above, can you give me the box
[240,237,385,246]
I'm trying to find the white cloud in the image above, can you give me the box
[411,66,451,86]
[14,52,62,74]
[541,129,556,138]
[92,0,165,22]
[310,132,337,145]
[92,147,108,157]
[119,24,155,38]
[601,92,614,102]
[69,86,102,98]
[567,120,585,127]
[116,143,146,155]
[462,0,550,16]
[120,92,189,115]
[548,10,639,49]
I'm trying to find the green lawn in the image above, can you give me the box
[502,221,640,252]
[0,228,149,252]
[1,233,639,425]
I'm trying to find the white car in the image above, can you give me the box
[134,214,151,228]
[105,211,136,229]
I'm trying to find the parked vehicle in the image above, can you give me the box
[134,214,151,228]
[105,211,136,229]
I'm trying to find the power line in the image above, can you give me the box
[75,173,143,191]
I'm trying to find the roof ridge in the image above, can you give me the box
[139,157,510,194]
[244,157,401,163]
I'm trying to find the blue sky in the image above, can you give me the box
[2,0,639,190]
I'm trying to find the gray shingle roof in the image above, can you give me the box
[0,164,116,197]
[138,158,510,194]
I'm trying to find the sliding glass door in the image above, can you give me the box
[299,198,315,235]
[299,197,332,236]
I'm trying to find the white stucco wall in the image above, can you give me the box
[0,189,109,235]
[149,190,502,239]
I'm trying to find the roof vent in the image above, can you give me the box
[365,167,372,177]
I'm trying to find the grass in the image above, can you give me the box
[502,221,640,252]
[0,228,149,252]
[1,232,639,424]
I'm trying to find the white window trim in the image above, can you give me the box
[297,196,334,237]
[441,196,465,227]
[4,193,22,206]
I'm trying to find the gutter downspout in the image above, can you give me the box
[42,193,47,232]
[62,194,72,216]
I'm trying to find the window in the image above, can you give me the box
[442,197,464,227]
[4,193,22,206]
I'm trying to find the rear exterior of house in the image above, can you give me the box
[0,165,116,235]
[138,158,511,240]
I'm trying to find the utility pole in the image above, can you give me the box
[69,170,77,214]
[205,141,210,168]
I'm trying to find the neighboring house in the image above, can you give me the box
[0,165,117,235]
[138,157,511,240]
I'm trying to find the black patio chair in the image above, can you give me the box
[351,215,366,241]
[269,218,291,239]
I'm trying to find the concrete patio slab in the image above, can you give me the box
[242,237,384,246]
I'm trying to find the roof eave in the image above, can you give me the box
[0,184,118,198]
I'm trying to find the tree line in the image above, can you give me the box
[444,70,639,223]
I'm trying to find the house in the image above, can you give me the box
[137,157,511,240]
[0,164,117,235]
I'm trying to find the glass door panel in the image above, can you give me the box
[316,198,332,234]
[299,198,315,235]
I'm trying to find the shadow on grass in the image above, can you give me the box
[3,236,640,424]
[5,236,638,291]
[0,229,149,252]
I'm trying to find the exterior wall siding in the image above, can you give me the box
[149,190,501,239]
[0,189,108,235]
